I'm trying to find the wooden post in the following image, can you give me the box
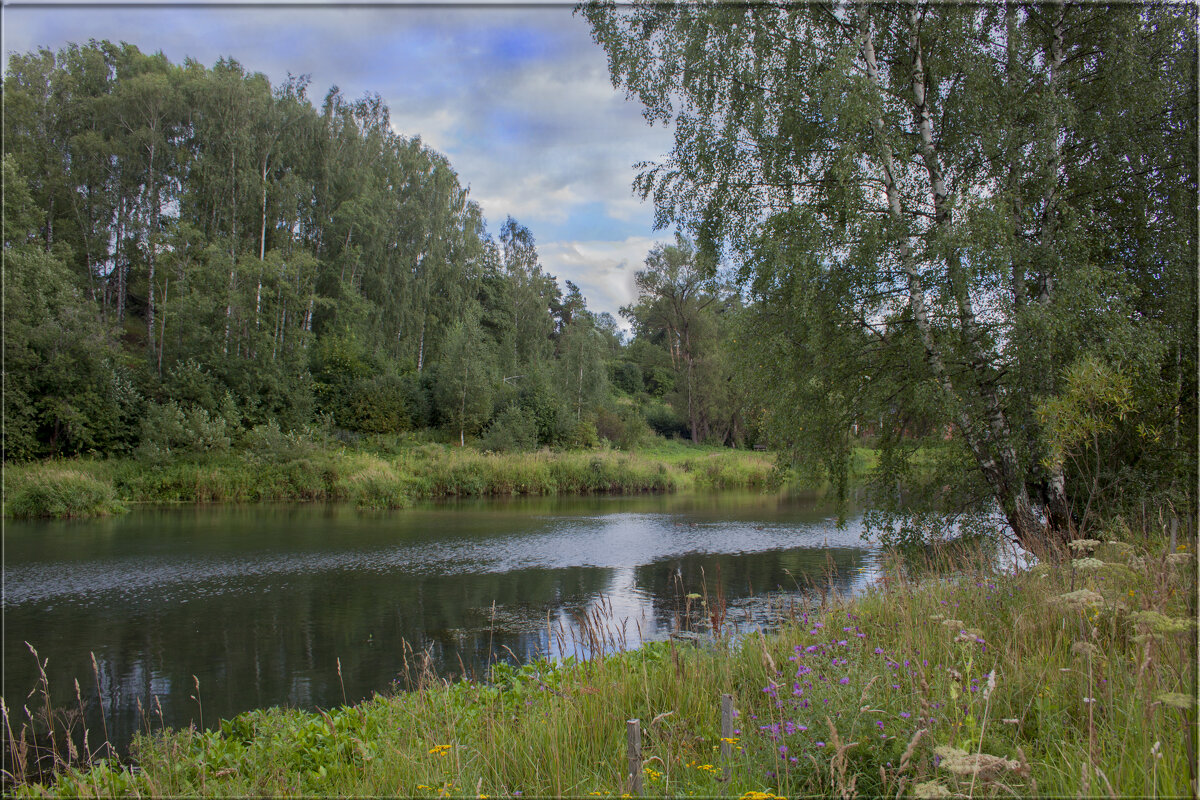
[720,693,734,781]
[626,718,643,795]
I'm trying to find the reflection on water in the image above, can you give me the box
[4,491,877,753]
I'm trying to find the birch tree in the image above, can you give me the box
[583,1,1197,545]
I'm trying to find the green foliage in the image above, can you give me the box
[1035,355,1179,530]
[239,420,319,463]
[608,360,644,395]
[595,402,652,450]
[1037,357,1136,472]
[481,405,538,453]
[517,370,574,447]
[2,443,777,517]
[4,468,124,518]
[2,157,139,460]
[644,401,688,439]
[4,43,621,462]
[584,2,1197,544]
[434,313,495,445]
[620,236,746,445]
[341,374,418,434]
[137,399,236,463]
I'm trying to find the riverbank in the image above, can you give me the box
[2,439,803,519]
[10,528,1195,798]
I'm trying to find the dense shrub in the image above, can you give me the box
[643,401,688,438]
[239,420,319,463]
[481,405,538,453]
[341,374,418,434]
[137,399,235,463]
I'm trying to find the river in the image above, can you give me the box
[3,490,878,754]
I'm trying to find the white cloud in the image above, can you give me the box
[539,236,664,323]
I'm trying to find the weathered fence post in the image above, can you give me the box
[720,693,734,781]
[627,718,643,795]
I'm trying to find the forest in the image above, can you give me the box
[4,0,1198,547]
[3,40,751,467]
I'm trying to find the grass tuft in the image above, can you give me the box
[5,468,125,518]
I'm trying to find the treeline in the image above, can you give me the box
[2,41,754,461]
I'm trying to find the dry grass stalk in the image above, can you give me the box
[825,716,858,800]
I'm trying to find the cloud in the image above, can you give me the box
[539,235,667,324]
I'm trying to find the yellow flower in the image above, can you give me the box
[720,737,740,743]
[428,744,452,756]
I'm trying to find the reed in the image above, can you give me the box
[4,442,776,518]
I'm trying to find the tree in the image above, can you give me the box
[584,1,1197,544]
[2,156,136,459]
[622,236,727,443]
[499,217,559,370]
[434,312,495,447]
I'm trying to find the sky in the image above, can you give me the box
[2,1,677,323]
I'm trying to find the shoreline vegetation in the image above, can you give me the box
[7,527,1194,798]
[4,439,874,520]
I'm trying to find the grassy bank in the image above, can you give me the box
[11,527,1195,798]
[3,440,780,518]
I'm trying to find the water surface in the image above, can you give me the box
[4,491,877,753]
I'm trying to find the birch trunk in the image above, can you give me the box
[1037,1,1074,535]
[146,141,158,373]
[907,9,1048,543]
[224,149,237,354]
[861,11,1045,545]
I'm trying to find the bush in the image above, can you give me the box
[239,420,318,463]
[137,400,234,463]
[565,417,599,449]
[481,406,538,453]
[340,374,420,434]
[6,469,124,518]
[643,401,688,438]
[608,361,644,395]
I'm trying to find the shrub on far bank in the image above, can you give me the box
[481,405,539,453]
[239,420,320,463]
[137,399,235,463]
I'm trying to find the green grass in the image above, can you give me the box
[4,465,126,518]
[12,525,1195,798]
[3,440,778,518]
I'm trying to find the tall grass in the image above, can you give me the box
[12,522,1194,798]
[4,443,776,518]
[4,467,125,519]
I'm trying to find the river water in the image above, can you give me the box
[3,491,878,754]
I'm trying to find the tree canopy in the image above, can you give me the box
[583,0,1197,544]
[0,42,624,458]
